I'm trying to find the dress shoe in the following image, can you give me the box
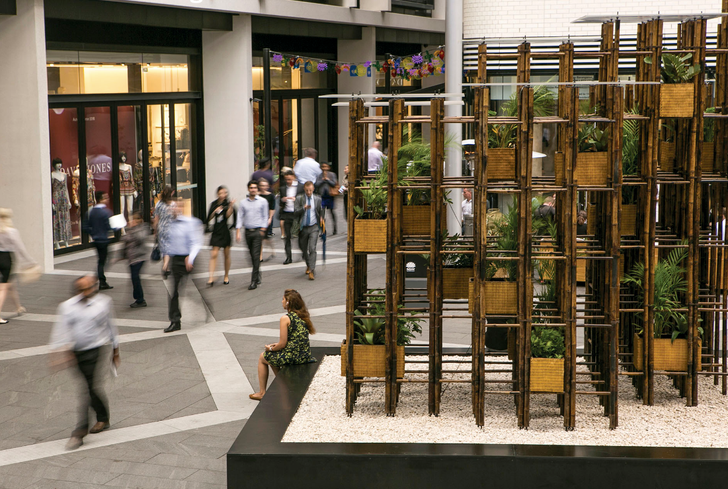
[308,271,315,280]
[99,283,113,290]
[65,436,83,450]
[164,323,181,333]
[90,421,110,434]
[248,282,257,290]
[305,268,310,275]
[130,301,147,308]
[256,276,262,285]
[283,258,292,265]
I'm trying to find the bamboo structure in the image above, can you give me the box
[343,12,728,429]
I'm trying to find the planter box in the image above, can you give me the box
[621,204,637,236]
[468,278,518,315]
[660,141,676,172]
[660,84,695,118]
[443,267,473,300]
[340,341,405,378]
[487,148,516,181]
[354,219,387,253]
[555,152,609,186]
[702,142,715,173]
[530,357,565,393]
[402,204,431,236]
[633,334,702,372]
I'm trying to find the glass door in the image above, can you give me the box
[146,104,171,216]
[174,103,196,216]
[48,107,82,249]
[84,106,115,239]
[117,105,144,220]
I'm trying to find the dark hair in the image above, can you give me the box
[284,289,315,334]
[94,190,106,203]
[161,185,174,204]
[577,210,587,225]
[304,181,315,188]
[258,157,271,169]
[217,185,228,194]
[284,170,295,177]
[248,179,258,189]
[52,157,63,168]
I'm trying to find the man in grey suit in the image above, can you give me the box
[294,181,323,280]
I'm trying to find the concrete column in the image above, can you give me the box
[202,14,254,205]
[0,0,53,271]
[445,0,463,236]
[337,26,377,173]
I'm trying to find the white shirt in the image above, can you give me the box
[283,182,298,212]
[462,198,473,217]
[50,293,119,351]
[368,147,384,172]
[236,195,269,230]
[294,157,322,187]
[166,215,204,263]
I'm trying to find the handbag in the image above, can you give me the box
[150,245,161,262]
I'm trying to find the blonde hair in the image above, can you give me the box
[0,208,13,233]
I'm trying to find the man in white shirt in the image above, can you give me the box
[294,147,322,187]
[368,141,384,173]
[236,180,270,289]
[461,188,474,236]
[279,171,300,265]
[49,275,120,450]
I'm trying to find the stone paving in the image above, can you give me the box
[0,206,476,488]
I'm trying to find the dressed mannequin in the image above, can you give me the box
[119,152,137,220]
[51,158,72,247]
[72,167,96,208]
[133,150,144,213]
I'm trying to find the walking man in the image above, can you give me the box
[84,191,113,289]
[295,181,323,280]
[164,201,203,332]
[49,275,120,450]
[236,180,269,290]
[294,148,322,188]
[279,171,300,265]
[315,162,338,235]
[368,141,384,173]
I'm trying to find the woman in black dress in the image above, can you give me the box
[206,186,236,286]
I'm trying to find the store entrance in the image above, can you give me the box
[48,99,200,254]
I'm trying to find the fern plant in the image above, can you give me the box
[485,201,519,280]
[645,53,701,84]
[578,124,609,152]
[489,83,556,148]
[622,107,640,176]
[356,289,423,346]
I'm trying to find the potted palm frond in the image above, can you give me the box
[353,167,387,253]
[646,53,700,118]
[341,289,423,377]
[399,129,433,236]
[622,246,702,372]
[621,109,640,235]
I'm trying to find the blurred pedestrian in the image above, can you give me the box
[462,188,473,236]
[83,191,113,290]
[0,208,36,323]
[153,186,176,278]
[236,180,269,290]
[206,185,235,286]
[49,275,119,450]
[251,157,274,187]
[120,212,149,308]
[315,162,338,235]
[341,165,349,220]
[250,289,316,401]
[294,148,322,188]
[164,201,203,332]
[295,181,323,280]
[279,171,299,264]
[368,141,383,173]
[257,179,277,262]
[577,210,588,236]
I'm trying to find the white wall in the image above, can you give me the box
[0,0,53,271]
[463,0,723,39]
[202,14,255,205]
[337,27,377,172]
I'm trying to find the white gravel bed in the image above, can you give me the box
[282,355,728,447]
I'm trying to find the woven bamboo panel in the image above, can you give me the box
[554,152,565,185]
[484,281,518,315]
[487,148,516,181]
[530,358,565,393]
[586,205,596,235]
[575,152,609,186]
[660,84,695,118]
[340,342,405,377]
[659,142,676,172]
[354,219,387,253]
[621,204,637,236]
[402,205,431,236]
[633,334,702,372]
[443,267,473,300]
[577,260,586,283]
[702,142,715,173]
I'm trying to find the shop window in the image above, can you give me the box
[253,56,328,90]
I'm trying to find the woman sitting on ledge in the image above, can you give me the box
[250,289,316,401]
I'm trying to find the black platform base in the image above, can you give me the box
[228,347,728,489]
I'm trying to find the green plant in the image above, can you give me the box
[531,327,565,358]
[489,83,556,148]
[353,309,384,345]
[622,107,640,176]
[485,201,519,280]
[622,244,701,341]
[645,53,701,84]
[354,168,387,219]
[356,289,423,346]
[442,232,474,268]
[578,124,609,152]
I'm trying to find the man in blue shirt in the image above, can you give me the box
[164,202,203,332]
[83,191,113,289]
[294,181,323,280]
[236,180,270,290]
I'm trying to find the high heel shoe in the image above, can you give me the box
[0,319,8,325]
[207,281,214,287]
[16,307,26,316]
[223,279,230,285]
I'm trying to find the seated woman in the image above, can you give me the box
[250,289,316,400]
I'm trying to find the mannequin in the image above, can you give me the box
[72,167,96,208]
[133,149,144,213]
[119,152,137,220]
[51,158,72,247]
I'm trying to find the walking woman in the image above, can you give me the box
[0,209,36,324]
[153,186,175,277]
[250,289,316,400]
[206,185,235,286]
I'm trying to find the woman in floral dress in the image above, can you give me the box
[250,289,316,400]
[153,186,175,276]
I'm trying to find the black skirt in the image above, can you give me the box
[210,227,232,248]
[0,251,11,283]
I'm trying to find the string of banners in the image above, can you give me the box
[269,46,445,81]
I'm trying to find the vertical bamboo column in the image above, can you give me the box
[429,97,445,416]
[472,43,489,426]
[385,98,404,416]
[718,2,728,394]
[346,99,366,415]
